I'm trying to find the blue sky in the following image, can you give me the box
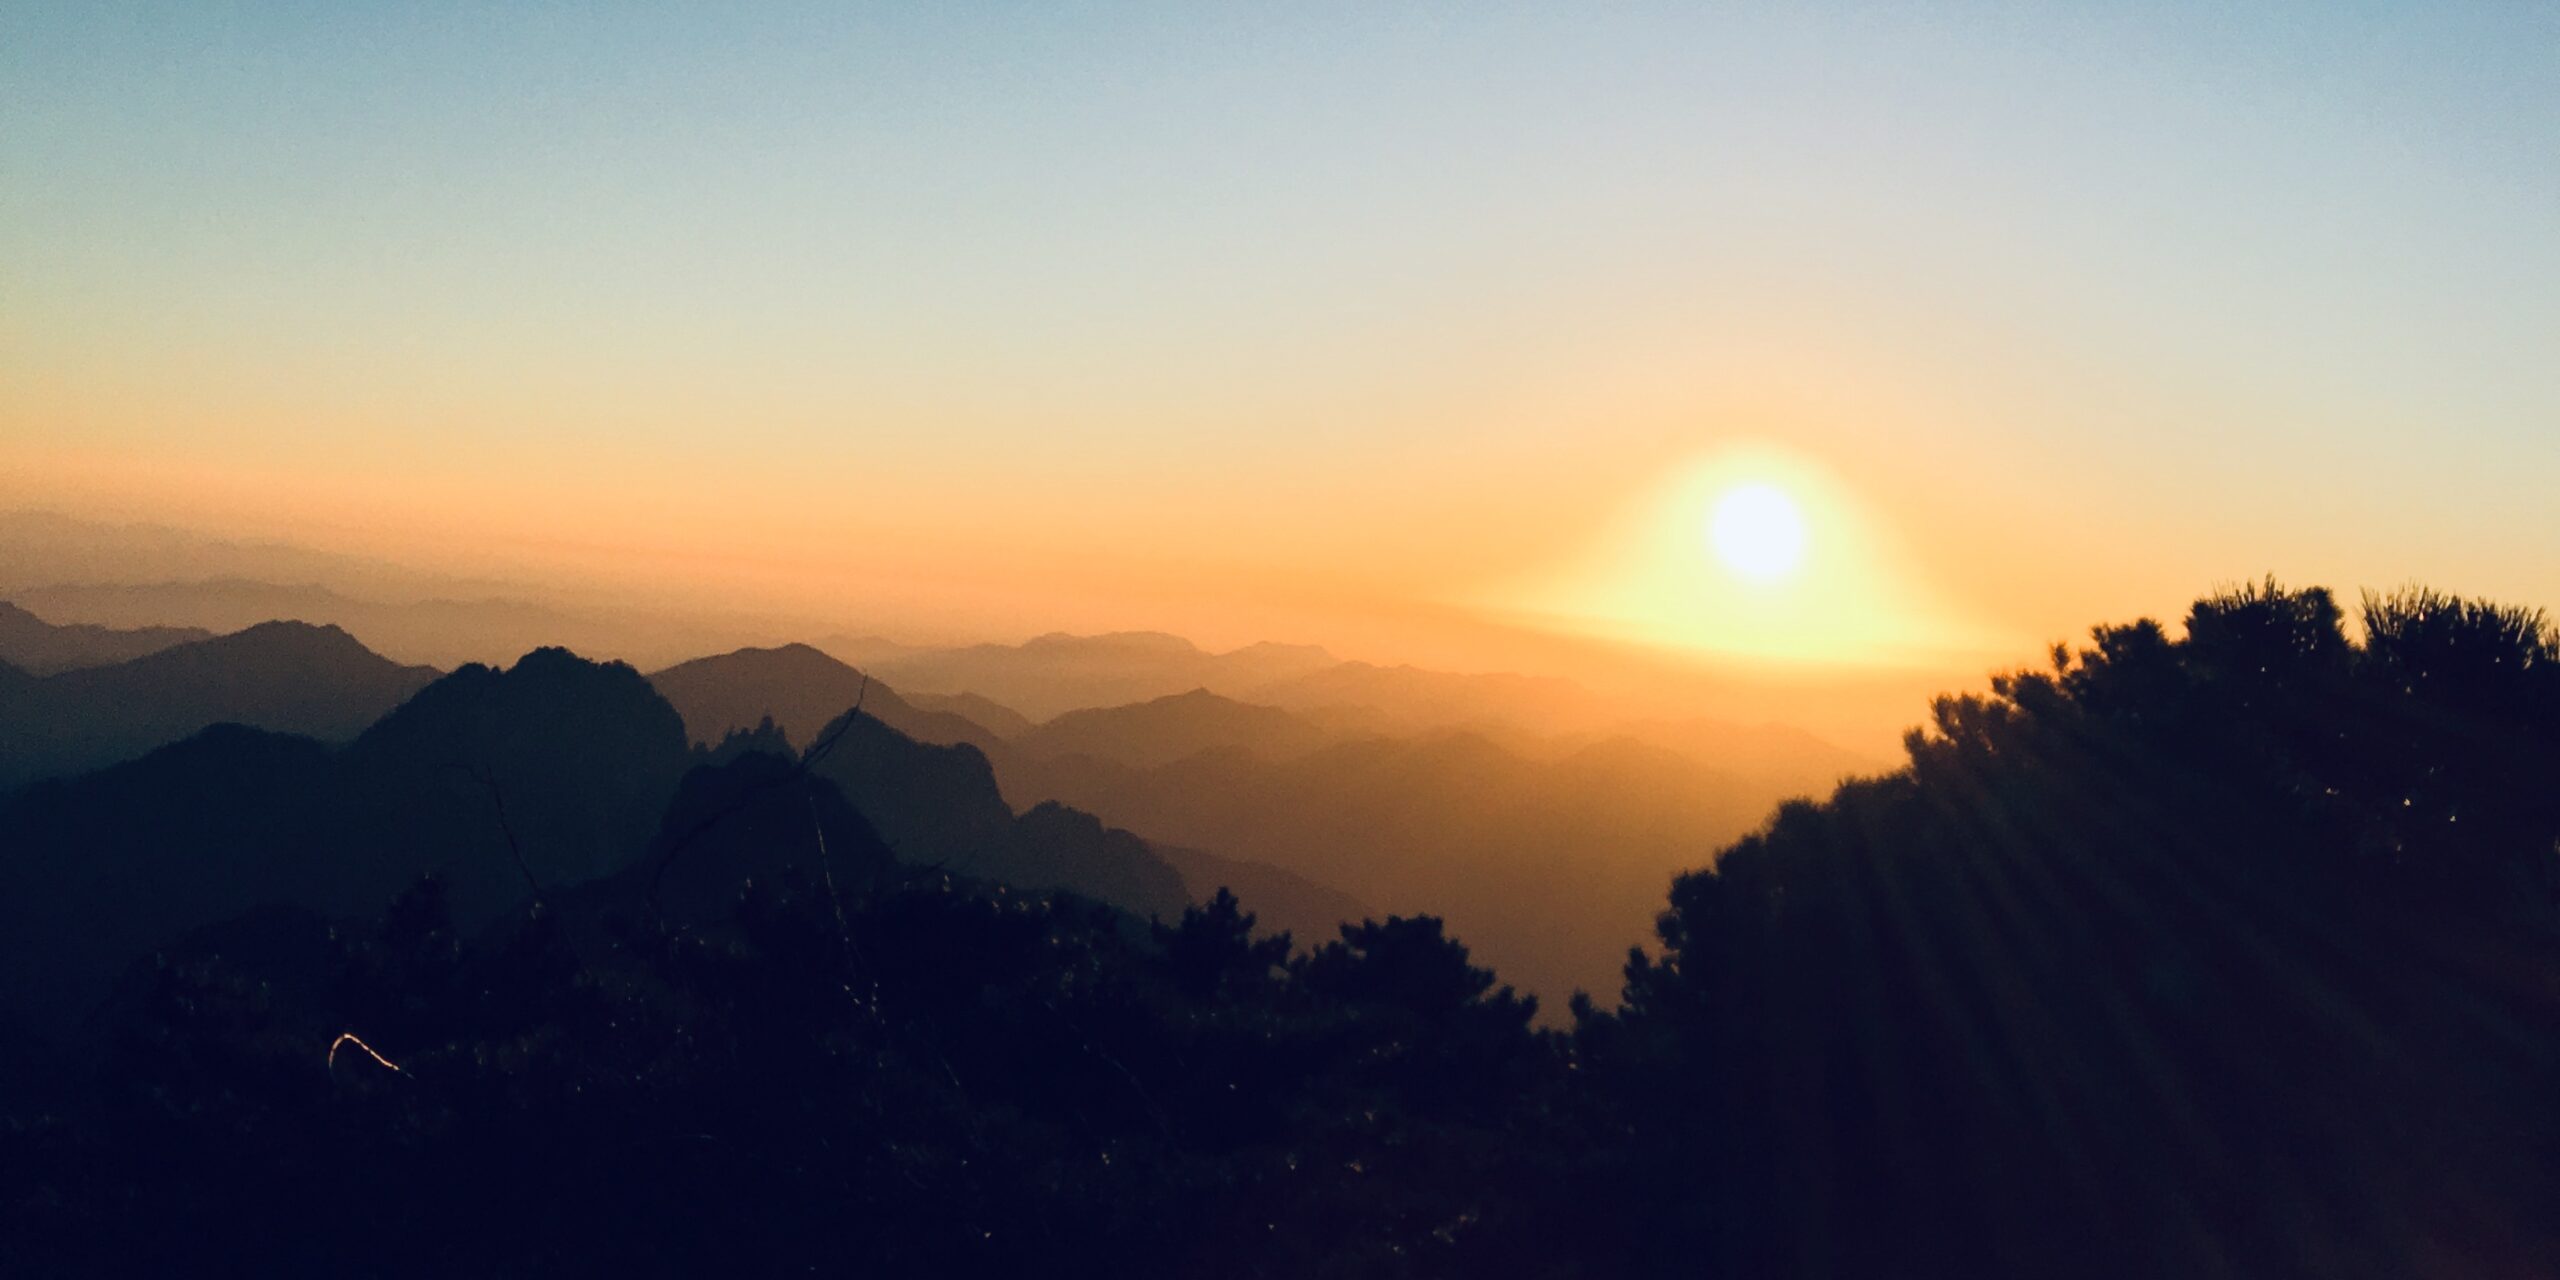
[4,3,2555,683]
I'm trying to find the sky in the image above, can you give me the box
[3,3,2556,740]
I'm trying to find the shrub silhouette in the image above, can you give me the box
[1582,579,2560,1279]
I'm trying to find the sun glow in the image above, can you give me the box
[1493,443,2004,668]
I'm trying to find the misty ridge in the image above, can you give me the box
[0,589,1860,1011]
[4,572,2560,1278]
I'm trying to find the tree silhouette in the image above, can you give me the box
[7,580,2559,1279]
[1581,579,2560,1279]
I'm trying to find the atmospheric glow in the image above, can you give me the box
[1,5,2555,745]
[1494,444,2006,668]
[1709,485,1807,583]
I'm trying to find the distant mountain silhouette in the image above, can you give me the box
[653,647,1349,922]
[842,631,1338,721]
[0,620,437,790]
[801,706,1189,919]
[1239,660,1616,735]
[0,509,445,599]
[626,749,896,919]
[1000,727,1785,1002]
[830,630,1856,768]
[1012,800,1191,918]
[647,643,1006,755]
[903,689,1035,738]
[1012,688,1336,769]
[646,636,1869,991]
[9,578,612,669]
[0,600,209,673]
[809,631,925,668]
[1153,843,1372,945]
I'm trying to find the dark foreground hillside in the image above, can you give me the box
[6,581,2559,1279]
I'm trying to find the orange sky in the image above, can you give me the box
[5,6,2555,754]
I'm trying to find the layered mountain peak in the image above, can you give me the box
[358,646,679,757]
[0,621,439,790]
[197,617,373,660]
[0,599,215,675]
[647,643,1007,755]
[1017,687,1334,769]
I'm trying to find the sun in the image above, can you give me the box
[1707,483,1806,582]
[1495,444,2005,667]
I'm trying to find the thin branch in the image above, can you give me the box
[798,675,871,770]
[327,1031,403,1075]
[437,761,544,907]
[473,766,544,907]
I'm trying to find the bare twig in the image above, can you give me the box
[432,761,545,907]
[327,1031,403,1075]
[472,766,544,907]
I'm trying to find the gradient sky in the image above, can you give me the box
[4,3,2556,721]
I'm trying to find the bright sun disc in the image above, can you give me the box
[1708,483,1806,582]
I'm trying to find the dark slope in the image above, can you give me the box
[1013,800,1189,919]
[648,643,1003,754]
[805,708,1187,920]
[0,726,341,1027]
[624,750,896,919]
[0,600,210,674]
[0,620,437,790]
[0,649,692,1028]
[342,647,693,915]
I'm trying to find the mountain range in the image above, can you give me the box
[821,630,1340,721]
[647,645,1322,932]
[649,642,1007,755]
[998,718,1785,1001]
[0,645,695,1025]
[0,617,439,789]
[0,633,1226,1031]
[638,640,1864,1000]
[0,593,1876,1020]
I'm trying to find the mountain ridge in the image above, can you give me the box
[0,619,440,790]
[0,600,212,673]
